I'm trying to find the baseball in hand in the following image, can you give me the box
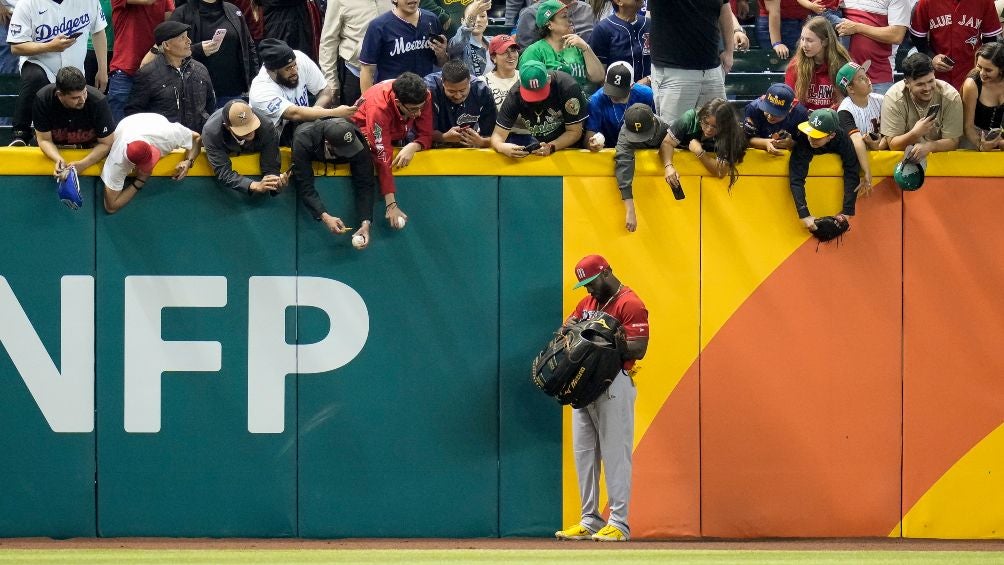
[352,234,366,249]
[591,133,605,146]
[394,216,407,229]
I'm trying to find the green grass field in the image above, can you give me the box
[2,549,1003,565]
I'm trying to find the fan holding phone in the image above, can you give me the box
[881,52,964,161]
[165,2,258,107]
[961,43,1004,152]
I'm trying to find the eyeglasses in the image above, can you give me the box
[397,101,426,115]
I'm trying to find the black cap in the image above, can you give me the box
[154,21,191,44]
[320,119,365,158]
[621,103,656,143]
[259,38,296,71]
[603,62,632,99]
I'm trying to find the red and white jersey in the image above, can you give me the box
[910,0,1003,91]
[843,0,913,84]
[570,287,649,370]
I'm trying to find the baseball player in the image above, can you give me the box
[909,0,1003,92]
[556,254,649,543]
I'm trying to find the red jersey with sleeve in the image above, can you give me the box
[843,0,913,84]
[109,0,175,75]
[909,0,1003,91]
[785,59,837,110]
[570,287,649,370]
[350,79,433,196]
[757,0,811,20]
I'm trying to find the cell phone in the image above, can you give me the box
[459,123,472,129]
[523,140,542,153]
[775,130,791,140]
[868,131,881,141]
[943,55,955,66]
[212,28,227,43]
[985,128,1002,141]
[430,34,446,44]
[67,32,83,39]
[926,104,941,119]
[669,178,686,201]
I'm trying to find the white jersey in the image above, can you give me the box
[837,92,884,136]
[248,50,328,133]
[6,0,107,82]
[101,113,193,191]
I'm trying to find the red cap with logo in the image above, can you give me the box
[573,254,610,288]
[125,140,161,174]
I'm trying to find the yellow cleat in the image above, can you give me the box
[591,524,627,542]
[554,523,594,540]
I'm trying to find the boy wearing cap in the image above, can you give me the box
[250,38,356,145]
[835,60,885,196]
[34,67,116,184]
[100,112,202,213]
[358,0,448,94]
[742,83,808,156]
[201,100,284,195]
[482,34,521,110]
[126,21,216,133]
[585,61,654,151]
[557,254,649,542]
[291,117,377,248]
[491,61,588,157]
[424,59,497,148]
[613,103,676,232]
[789,108,861,231]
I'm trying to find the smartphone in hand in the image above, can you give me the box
[925,103,941,119]
[943,55,955,66]
[67,31,83,39]
[523,140,542,153]
[985,128,1002,141]
[212,28,227,43]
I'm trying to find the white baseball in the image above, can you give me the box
[592,133,605,146]
[352,234,366,249]
[394,216,407,229]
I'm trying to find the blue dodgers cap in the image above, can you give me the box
[57,166,82,210]
[758,83,795,118]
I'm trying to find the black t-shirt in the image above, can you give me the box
[496,70,588,143]
[650,0,727,70]
[33,85,116,147]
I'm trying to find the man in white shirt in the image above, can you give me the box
[101,112,202,213]
[6,0,108,145]
[249,38,357,145]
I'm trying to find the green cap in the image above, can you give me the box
[535,0,567,28]
[835,60,871,94]
[894,161,925,191]
[519,60,551,102]
[798,108,839,139]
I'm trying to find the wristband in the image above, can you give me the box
[696,150,707,159]
[772,41,784,48]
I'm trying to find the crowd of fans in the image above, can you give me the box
[2,0,1004,242]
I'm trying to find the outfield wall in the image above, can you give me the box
[0,148,1001,539]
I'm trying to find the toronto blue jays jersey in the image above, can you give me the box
[359,9,443,84]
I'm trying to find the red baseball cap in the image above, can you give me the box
[488,34,518,57]
[125,140,161,174]
[573,255,610,288]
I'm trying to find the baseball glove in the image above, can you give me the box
[812,215,850,242]
[531,312,624,408]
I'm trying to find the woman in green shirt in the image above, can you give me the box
[519,0,603,93]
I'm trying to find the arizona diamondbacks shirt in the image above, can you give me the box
[249,50,328,134]
[6,0,108,81]
[359,8,442,84]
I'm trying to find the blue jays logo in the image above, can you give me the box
[965,35,979,48]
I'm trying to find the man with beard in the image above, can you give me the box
[249,38,358,145]
[34,66,116,182]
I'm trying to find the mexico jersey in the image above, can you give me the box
[572,287,649,370]
[6,0,108,81]
[909,0,1002,91]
